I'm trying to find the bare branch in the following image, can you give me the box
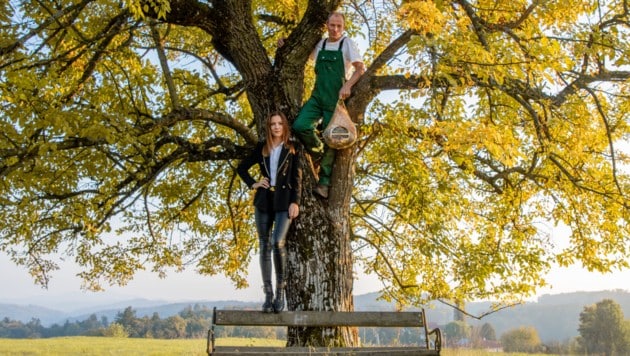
[150,21,180,109]
[437,298,523,320]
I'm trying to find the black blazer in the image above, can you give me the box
[237,142,302,212]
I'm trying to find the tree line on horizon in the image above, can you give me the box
[0,304,212,339]
[2,299,629,354]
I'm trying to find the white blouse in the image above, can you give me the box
[269,144,282,187]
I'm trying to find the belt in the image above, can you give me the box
[269,186,275,192]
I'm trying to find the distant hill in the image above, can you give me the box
[0,304,67,326]
[68,300,260,324]
[2,289,629,343]
[465,289,630,342]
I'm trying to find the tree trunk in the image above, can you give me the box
[286,146,358,347]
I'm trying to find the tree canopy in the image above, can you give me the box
[500,326,542,353]
[578,299,630,355]
[1,0,629,311]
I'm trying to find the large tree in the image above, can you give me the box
[578,299,629,356]
[1,0,629,347]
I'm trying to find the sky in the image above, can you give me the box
[0,252,380,309]
[1,248,629,311]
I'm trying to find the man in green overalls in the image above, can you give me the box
[292,11,365,199]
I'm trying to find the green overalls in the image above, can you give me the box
[292,38,346,187]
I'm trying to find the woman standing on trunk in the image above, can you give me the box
[237,111,302,313]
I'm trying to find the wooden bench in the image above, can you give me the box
[207,308,441,355]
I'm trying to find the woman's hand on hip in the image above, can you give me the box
[252,177,270,189]
[289,203,299,219]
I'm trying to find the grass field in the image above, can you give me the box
[0,336,204,355]
[0,337,550,355]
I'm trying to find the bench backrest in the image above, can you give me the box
[213,310,426,328]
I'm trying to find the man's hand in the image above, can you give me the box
[339,83,352,99]
[339,61,365,99]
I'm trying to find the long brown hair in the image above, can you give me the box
[263,111,295,156]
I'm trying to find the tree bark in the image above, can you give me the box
[286,145,358,347]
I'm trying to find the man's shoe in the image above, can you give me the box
[313,185,329,199]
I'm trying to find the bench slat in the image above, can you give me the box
[208,309,441,355]
[212,346,439,355]
[214,310,424,327]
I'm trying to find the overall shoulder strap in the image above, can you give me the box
[338,37,345,51]
[322,39,327,50]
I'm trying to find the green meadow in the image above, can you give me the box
[0,336,206,355]
[0,336,252,356]
[0,337,549,355]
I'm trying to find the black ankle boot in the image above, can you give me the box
[262,284,274,313]
[273,284,285,313]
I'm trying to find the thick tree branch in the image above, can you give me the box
[155,0,284,128]
[166,108,258,145]
[455,0,490,49]
[367,30,417,75]
[350,30,419,114]
[554,70,630,106]
[274,0,342,68]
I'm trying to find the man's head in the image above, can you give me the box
[326,12,345,42]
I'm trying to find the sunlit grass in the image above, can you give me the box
[0,337,551,355]
[0,336,207,355]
